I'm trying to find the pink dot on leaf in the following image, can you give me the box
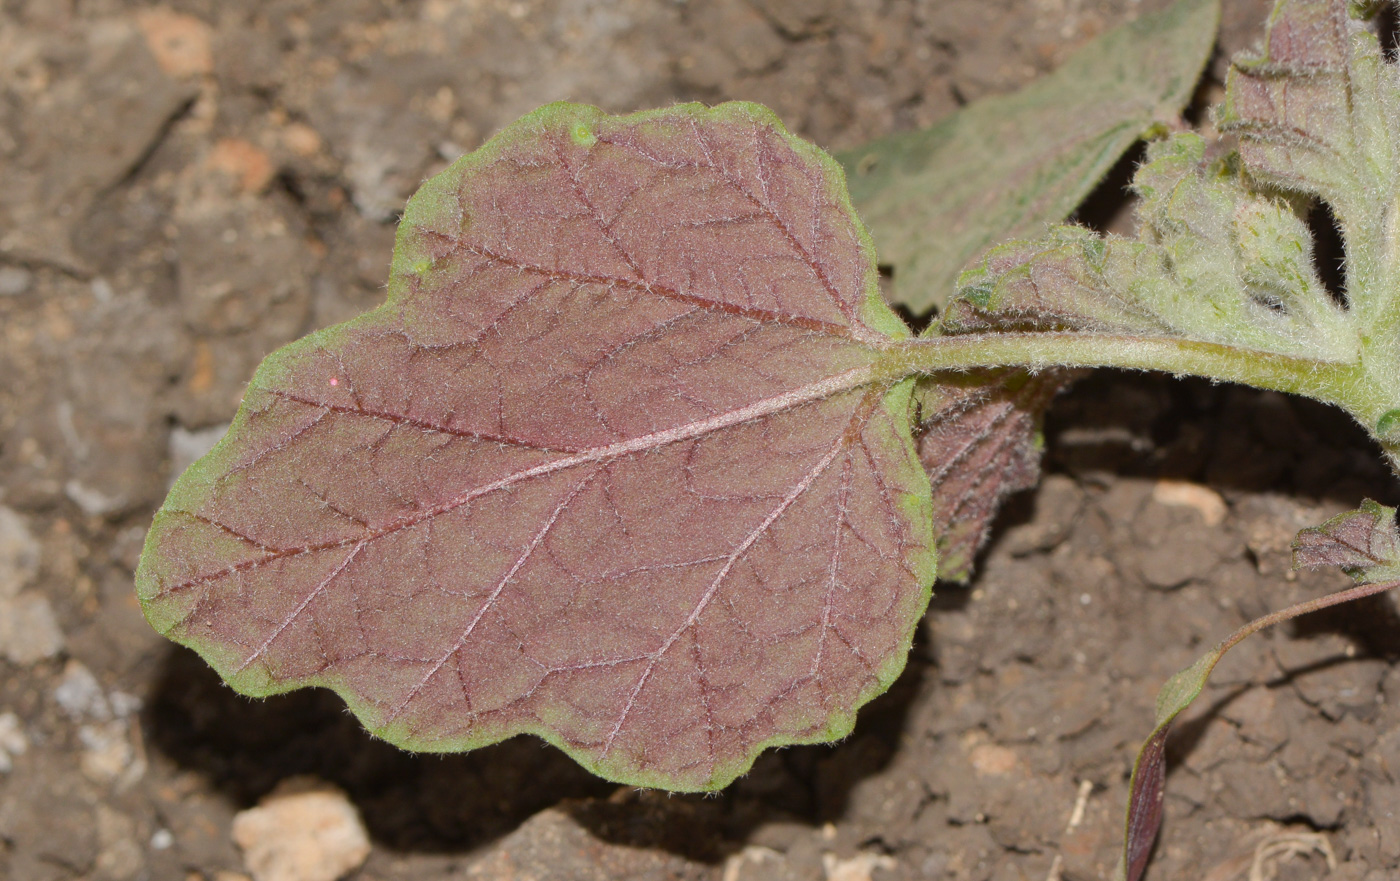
[329,377,339,387]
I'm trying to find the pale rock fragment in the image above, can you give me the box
[52,661,146,786]
[0,592,65,664]
[0,712,29,773]
[231,779,371,881]
[54,660,109,720]
[136,7,214,77]
[65,479,127,518]
[0,266,32,297]
[721,845,786,881]
[822,851,898,881]
[1152,479,1227,526]
[968,742,1020,777]
[0,506,40,599]
[0,506,67,664]
[95,804,146,881]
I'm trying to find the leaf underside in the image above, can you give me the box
[838,0,1220,315]
[136,103,937,791]
[916,369,1077,582]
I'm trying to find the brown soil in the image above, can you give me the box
[3,1,1398,879]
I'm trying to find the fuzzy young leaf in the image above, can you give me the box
[838,0,1219,314]
[1219,0,1399,322]
[136,103,937,792]
[946,0,1400,462]
[1293,499,1400,582]
[946,129,1359,397]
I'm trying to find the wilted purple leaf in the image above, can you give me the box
[1115,650,1213,881]
[839,0,1219,314]
[136,103,936,791]
[1293,499,1400,582]
[916,369,1076,581]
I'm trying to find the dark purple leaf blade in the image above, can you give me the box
[136,102,936,791]
[916,369,1077,581]
[1115,651,1213,881]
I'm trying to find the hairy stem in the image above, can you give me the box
[879,331,1371,417]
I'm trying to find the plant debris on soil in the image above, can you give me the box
[4,1,1400,879]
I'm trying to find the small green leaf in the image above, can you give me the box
[838,0,1220,315]
[1115,651,1214,881]
[1116,565,1400,880]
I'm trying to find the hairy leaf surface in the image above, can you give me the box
[136,103,936,791]
[915,369,1076,581]
[838,0,1219,314]
[945,131,1359,371]
[1219,0,1400,322]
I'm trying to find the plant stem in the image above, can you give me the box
[1196,579,1400,693]
[880,331,1365,413]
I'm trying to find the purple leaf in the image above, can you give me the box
[136,103,936,791]
[1115,651,1214,881]
[1292,499,1400,582]
[1121,727,1168,881]
[916,369,1077,581]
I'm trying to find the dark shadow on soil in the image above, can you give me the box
[571,625,932,859]
[143,624,933,862]
[1066,139,1146,235]
[143,646,614,852]
[1286,591,1400,662]
[1041,372,1400,506]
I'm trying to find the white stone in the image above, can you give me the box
[232,780,371,881]
[0,506,39,599]
[54,660,110,720]
[822,851,898,881]
[0,266,32,296]
[1152,479,1228,526]
[79,719,141,785]
[0,592,65,664]
[0,712,28,774]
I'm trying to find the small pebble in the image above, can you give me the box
[55,660,110,721]
[0,506,40,599]
[0,266,32,296]
[0,712,28,773]
[0,592,65,665]
[231,779,371,881]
